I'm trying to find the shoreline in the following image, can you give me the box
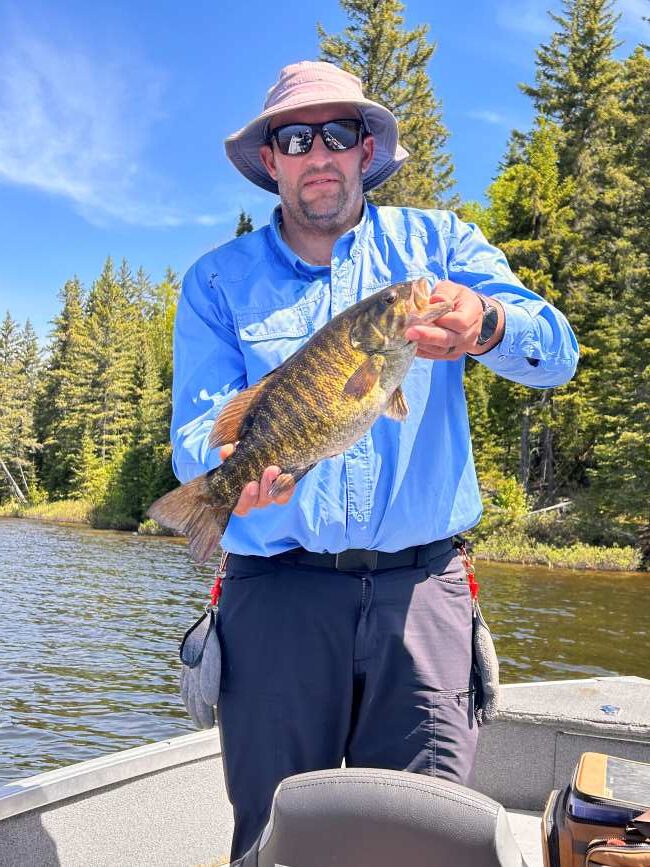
[1,503,642,572]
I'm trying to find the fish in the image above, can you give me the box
[147,278,452,563]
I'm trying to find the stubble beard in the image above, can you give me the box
[279,168,364,235]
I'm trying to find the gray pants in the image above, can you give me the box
[216,543,479,862]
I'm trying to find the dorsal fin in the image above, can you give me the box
[208,378,269,448]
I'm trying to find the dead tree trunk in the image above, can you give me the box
[0,457,27,502]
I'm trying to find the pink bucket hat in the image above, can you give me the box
[225,61,409,194]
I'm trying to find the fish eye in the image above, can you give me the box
[383,289,398,305]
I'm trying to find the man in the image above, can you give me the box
[171,61,578,860]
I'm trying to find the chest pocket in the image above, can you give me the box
[235,303,315,382]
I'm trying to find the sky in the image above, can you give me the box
[0,0,647,344]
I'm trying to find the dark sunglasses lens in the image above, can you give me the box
[276,125,314,155]
[322,120,361,150]
[273,120,362,155]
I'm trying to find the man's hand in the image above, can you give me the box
[404,280,504,361]
[219,443,296,516]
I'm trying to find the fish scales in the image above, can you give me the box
[147,279,452,562]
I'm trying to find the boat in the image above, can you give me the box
[1,676,648,866]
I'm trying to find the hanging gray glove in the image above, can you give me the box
[472,599,500,725]
[179,607,221,729]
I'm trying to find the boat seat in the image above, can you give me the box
[233,767,532,867]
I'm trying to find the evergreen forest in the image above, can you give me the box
[1,0,648,568]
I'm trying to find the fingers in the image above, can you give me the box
[406,302,481,340]
[406,284,484,359]
[406,320,480,357]
[232,465,296,516]
[219,442,296,515]
[415,344,467,361]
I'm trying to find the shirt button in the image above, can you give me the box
[355,512,364,523]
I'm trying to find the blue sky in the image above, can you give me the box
[0,0,646,344]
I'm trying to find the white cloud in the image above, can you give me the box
[467,110,511,126]
[0,13,227,228]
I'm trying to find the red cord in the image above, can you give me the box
[209,575,223,607]
[458,543,480,600]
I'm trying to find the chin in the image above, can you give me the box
[302,208,347,229]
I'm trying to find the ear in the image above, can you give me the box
[259,144,278,181]
[360,134,374,174]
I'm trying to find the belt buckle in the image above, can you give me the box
[335,549,378,572]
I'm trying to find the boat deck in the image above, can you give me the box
[1,676,648,866]
[508,811,543,867]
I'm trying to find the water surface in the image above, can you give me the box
[1,518,648,785]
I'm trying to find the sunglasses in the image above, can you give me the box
[267,119,365,156]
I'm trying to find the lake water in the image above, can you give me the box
[1,518,648,786]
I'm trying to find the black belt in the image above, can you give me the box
[229,538,455,574]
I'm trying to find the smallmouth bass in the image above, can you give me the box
[148,278,451,562]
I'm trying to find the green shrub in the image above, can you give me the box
[473,536,641,571]
[473,471,530,542]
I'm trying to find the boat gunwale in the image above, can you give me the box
[0,729,221,821]
[1,675,648,823]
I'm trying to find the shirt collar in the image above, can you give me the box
[269,199,372,272]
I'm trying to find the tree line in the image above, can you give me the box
[1,0,647,558]
[0,262,179,528]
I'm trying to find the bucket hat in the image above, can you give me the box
[224,61,409,194]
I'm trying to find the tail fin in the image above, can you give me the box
[147,474,231,564]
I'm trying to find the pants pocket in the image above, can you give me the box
[427,688,478,784]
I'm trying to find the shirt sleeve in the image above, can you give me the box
[170,257,247,483]
[444,214,579,388]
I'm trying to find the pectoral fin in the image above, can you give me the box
[343,355,385,399]
[208,379,269,448]
[384,386,409,421]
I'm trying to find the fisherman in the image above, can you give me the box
[171,61,578,861]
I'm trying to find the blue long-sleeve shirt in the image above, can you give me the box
[171,202,578,556]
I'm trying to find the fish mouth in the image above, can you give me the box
[407,277,432,314]
[404,278,452,332]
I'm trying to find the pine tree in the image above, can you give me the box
[588,46,650,532]
[72,428,109,502]
[36,277,93,496]
[145,267,179,391]
[470,119,579,503]
[117,258,138,306]
[520,0,621,178]
[473,0,649,551]
[0,314,42,499]
[14,320,41,495]
[116,336,174,522]
[0,313,24,499]
[318,0,455,208]
[235,210,254,236]
[111,267,180,523]
[84,257,139,462]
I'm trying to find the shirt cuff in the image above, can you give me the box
[475,300,575,386]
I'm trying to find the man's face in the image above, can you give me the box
[259,103,374,234]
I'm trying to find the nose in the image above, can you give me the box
[306,131,334,160]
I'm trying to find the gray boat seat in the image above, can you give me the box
[233,767,532,867]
